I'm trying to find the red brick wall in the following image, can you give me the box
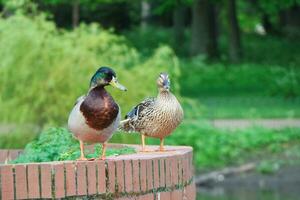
[0,145,196,199]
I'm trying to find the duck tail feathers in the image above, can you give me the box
[118,119,136,133]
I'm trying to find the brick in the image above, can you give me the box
[158,191,171,200]
[146,160,153,191]
[107,160,116,193]
[116,160,124,193]
[153,159,159,189]
[159,158,165,187]
[7,150,19,162]
[132,160,140,192]
[27,164,40,198]
[86,162,97,195]
[15,165,27,199]
[96,160,106,194]
[54,164,65,198]
[139,160,147,192]
[178,156,183,185]
[182,156,188,183]
[187,152,191,180]
[183,182,196,200]
[124,160,133,193]
[189,152,194,180]
[0,150,8,164]
[65,162,76,197]
[171,189,183,200]
[116,196,136,200]
[40,164,52,198]
[0,165,14,200]
[76,162,87,196]
[188,152,194,180]
[138,193,155,200]
[171,157,178,186]
[165,158,171,187]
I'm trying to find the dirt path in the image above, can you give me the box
[211,119,300,129]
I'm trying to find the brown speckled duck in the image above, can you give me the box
[68,67,127,160]
[120,73,183,152]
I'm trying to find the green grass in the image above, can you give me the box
[182,96,300,119]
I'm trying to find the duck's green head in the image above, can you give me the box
[157,72,170,92]
[90,66,127,91]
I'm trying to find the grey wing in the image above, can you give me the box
[125,97,155,120]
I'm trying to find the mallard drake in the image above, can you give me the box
[120,73,183,151]
[68,67,127,160]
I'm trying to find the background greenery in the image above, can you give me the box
[0,0,299,174]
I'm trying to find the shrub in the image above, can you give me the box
[0,14,181,125]
[12,127,136,163]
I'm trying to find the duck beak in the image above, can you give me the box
[163,79,170,90]
[110,76,127,91]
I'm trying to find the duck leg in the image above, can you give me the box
[77,140,88,161]
[101,142,107,160]
[159,138,165,151]
[140,134,151,152]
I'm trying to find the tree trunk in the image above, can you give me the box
[207,3,219,58]
[190,0,218,58]
[227,0,242,62]
[173,4,186,53]
[72,0,80,28]
[281,5,300,36]
[190,0,208,56]
[286,5,300,27]
[262,14,273,34]
[141,0,151,30]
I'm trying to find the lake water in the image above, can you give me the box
[197,186,300,200]
[196,165,300,200]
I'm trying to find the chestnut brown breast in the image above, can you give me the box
[80,86,119,131]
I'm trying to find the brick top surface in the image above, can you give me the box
[0,143,193,165]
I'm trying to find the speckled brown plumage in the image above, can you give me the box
[80,86,119,131]
[120,73,184,139]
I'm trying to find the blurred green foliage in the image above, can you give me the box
[0,128,37,148]
[180,61,300,98]
[12,127,136,163]
[1,15,299,126]
[0,14,180,125]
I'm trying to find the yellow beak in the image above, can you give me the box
[109,77,127,91]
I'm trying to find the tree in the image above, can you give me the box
[72,0,80,28]
[141,0,151,29]
[172,1,187,52]
[190,0,219,58]
[255,0,300,35]
[42,0,81,28]
[42,0,126,28]
[226,0,242,62]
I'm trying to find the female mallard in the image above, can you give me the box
[120,73,183,151]
[68,67,127,160]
